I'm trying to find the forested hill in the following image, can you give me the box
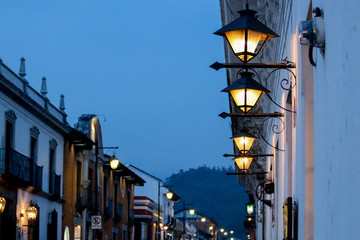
[165,166,248,237]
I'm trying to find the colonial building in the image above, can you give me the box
[216,0,360,239]
[0,58,66,239]
[127,165,179,240]
[62,114,144,240]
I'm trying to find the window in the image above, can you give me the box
[30,126,39,163]
[76,162,82,203]
[49,139,57,194]
[114,183,118,216]
[103,176,108,212]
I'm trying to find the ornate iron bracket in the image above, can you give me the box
[211,59,297,114]
[223,153,273,158]
[219,112,283,119]
[256,179,273,207]
[210,62,296,71]
[221,112,285,151]
[227,172,268,175]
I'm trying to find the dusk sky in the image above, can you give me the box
[0,1,234,180]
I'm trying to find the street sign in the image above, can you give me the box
[91,215,102,229]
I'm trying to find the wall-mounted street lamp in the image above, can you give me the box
[0,196,6,213]
[26,201,38,223]
[234,157,253,172]
[231,129,258,154]
[222,72,270,113]
[165,191,174,200]
[246,202,254,215]
[214,4,279,63]
[109,155,120,170]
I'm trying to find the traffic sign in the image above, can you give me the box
[91,215,102,229]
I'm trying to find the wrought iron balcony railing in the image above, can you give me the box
[0,148,42,190]
[49,173,61,197]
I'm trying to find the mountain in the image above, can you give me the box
[165,165,249,238]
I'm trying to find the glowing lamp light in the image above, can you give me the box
[166,191,174,200]
[209,226,214,231]
[222,72,270,113]
[214,6,279,63]
[220,228,224,232]
[247,202,254,215]
[110,156,120,170]
[231,129,258,154]
[201,217,206,222]
[164,225,169,231]
[189,209,195,215]
[234,157,253,172]
[230,230,234,234]
[26,201,38,222]
[224,232,228,236]
[0,196,6,213]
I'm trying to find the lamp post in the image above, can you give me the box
[94,144,118,240]
[157,183,174,240]
[182,202,195,240]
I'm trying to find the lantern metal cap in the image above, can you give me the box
[214,8,279,38]
[230,128,258,140]
[221,72,270,93]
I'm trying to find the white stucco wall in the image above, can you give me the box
[0,87,64,240]
[311,0,360,239]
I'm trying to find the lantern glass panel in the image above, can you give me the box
[224,29,265,62]
[26,206,38,221]
[229,88,263,113]
[234,157,253,172]
[233,136,256,153]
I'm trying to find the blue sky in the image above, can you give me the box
[0,1,234,179]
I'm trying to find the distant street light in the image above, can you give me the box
[166,191,174,200]
[0,196,6,213]
[109,156,120,169]
[189,209,195,215]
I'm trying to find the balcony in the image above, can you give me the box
[0,148,42,190]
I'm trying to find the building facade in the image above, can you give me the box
[128,165,178,240]
[216,0,360,239]
[62,114,144,240]
[0,58,66,240]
